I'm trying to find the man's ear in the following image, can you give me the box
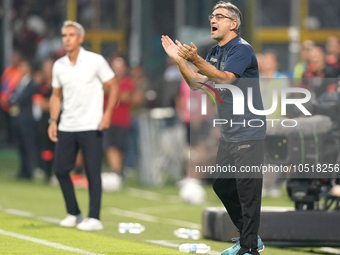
[230,20,237,31]
[79,36,85,44]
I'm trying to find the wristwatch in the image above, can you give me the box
[48,118,57,124]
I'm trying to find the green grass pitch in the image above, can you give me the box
[0,149,337,254]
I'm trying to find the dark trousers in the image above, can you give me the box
[13,116,37,179]
[1,110,15,145]
[53,131,103,219]
[212,139,264,255]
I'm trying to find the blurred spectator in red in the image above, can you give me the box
[8,60,39,179]
[103,57,135,188]
[0,51,23,145]
[302,46,339,98]
[326,35,340,73]
[1,51,23,112]
[293,40,315,79]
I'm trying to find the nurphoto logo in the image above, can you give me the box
[199,82,312,128]
[200,83,311,116]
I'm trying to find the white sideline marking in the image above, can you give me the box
[109,207,201,229]
[4,209,33,217]
[0,229,104,255]
[320,247,340,254]
[126,188,181,203]
[147,240,221,255]
[1,208,62,224]
[37,216,61,224]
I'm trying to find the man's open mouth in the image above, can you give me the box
[211,27,218,32]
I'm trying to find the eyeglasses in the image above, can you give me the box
[209,13,234,21]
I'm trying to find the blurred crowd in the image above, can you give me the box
[0,49,152,187]
[1,34,340,189]
[10,0,65,65]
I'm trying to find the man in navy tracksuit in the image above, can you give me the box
[162,1,265,254]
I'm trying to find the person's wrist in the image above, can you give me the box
[48,118,57,124]
[104,110,112,118]
[175,56,185,65]
[191,55,200,65]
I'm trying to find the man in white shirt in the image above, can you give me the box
[48,21,119,231]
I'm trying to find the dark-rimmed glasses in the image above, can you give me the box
[209,13,234,21]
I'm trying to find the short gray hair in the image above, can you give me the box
[213,1,242,35]
[61,20,85,37]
